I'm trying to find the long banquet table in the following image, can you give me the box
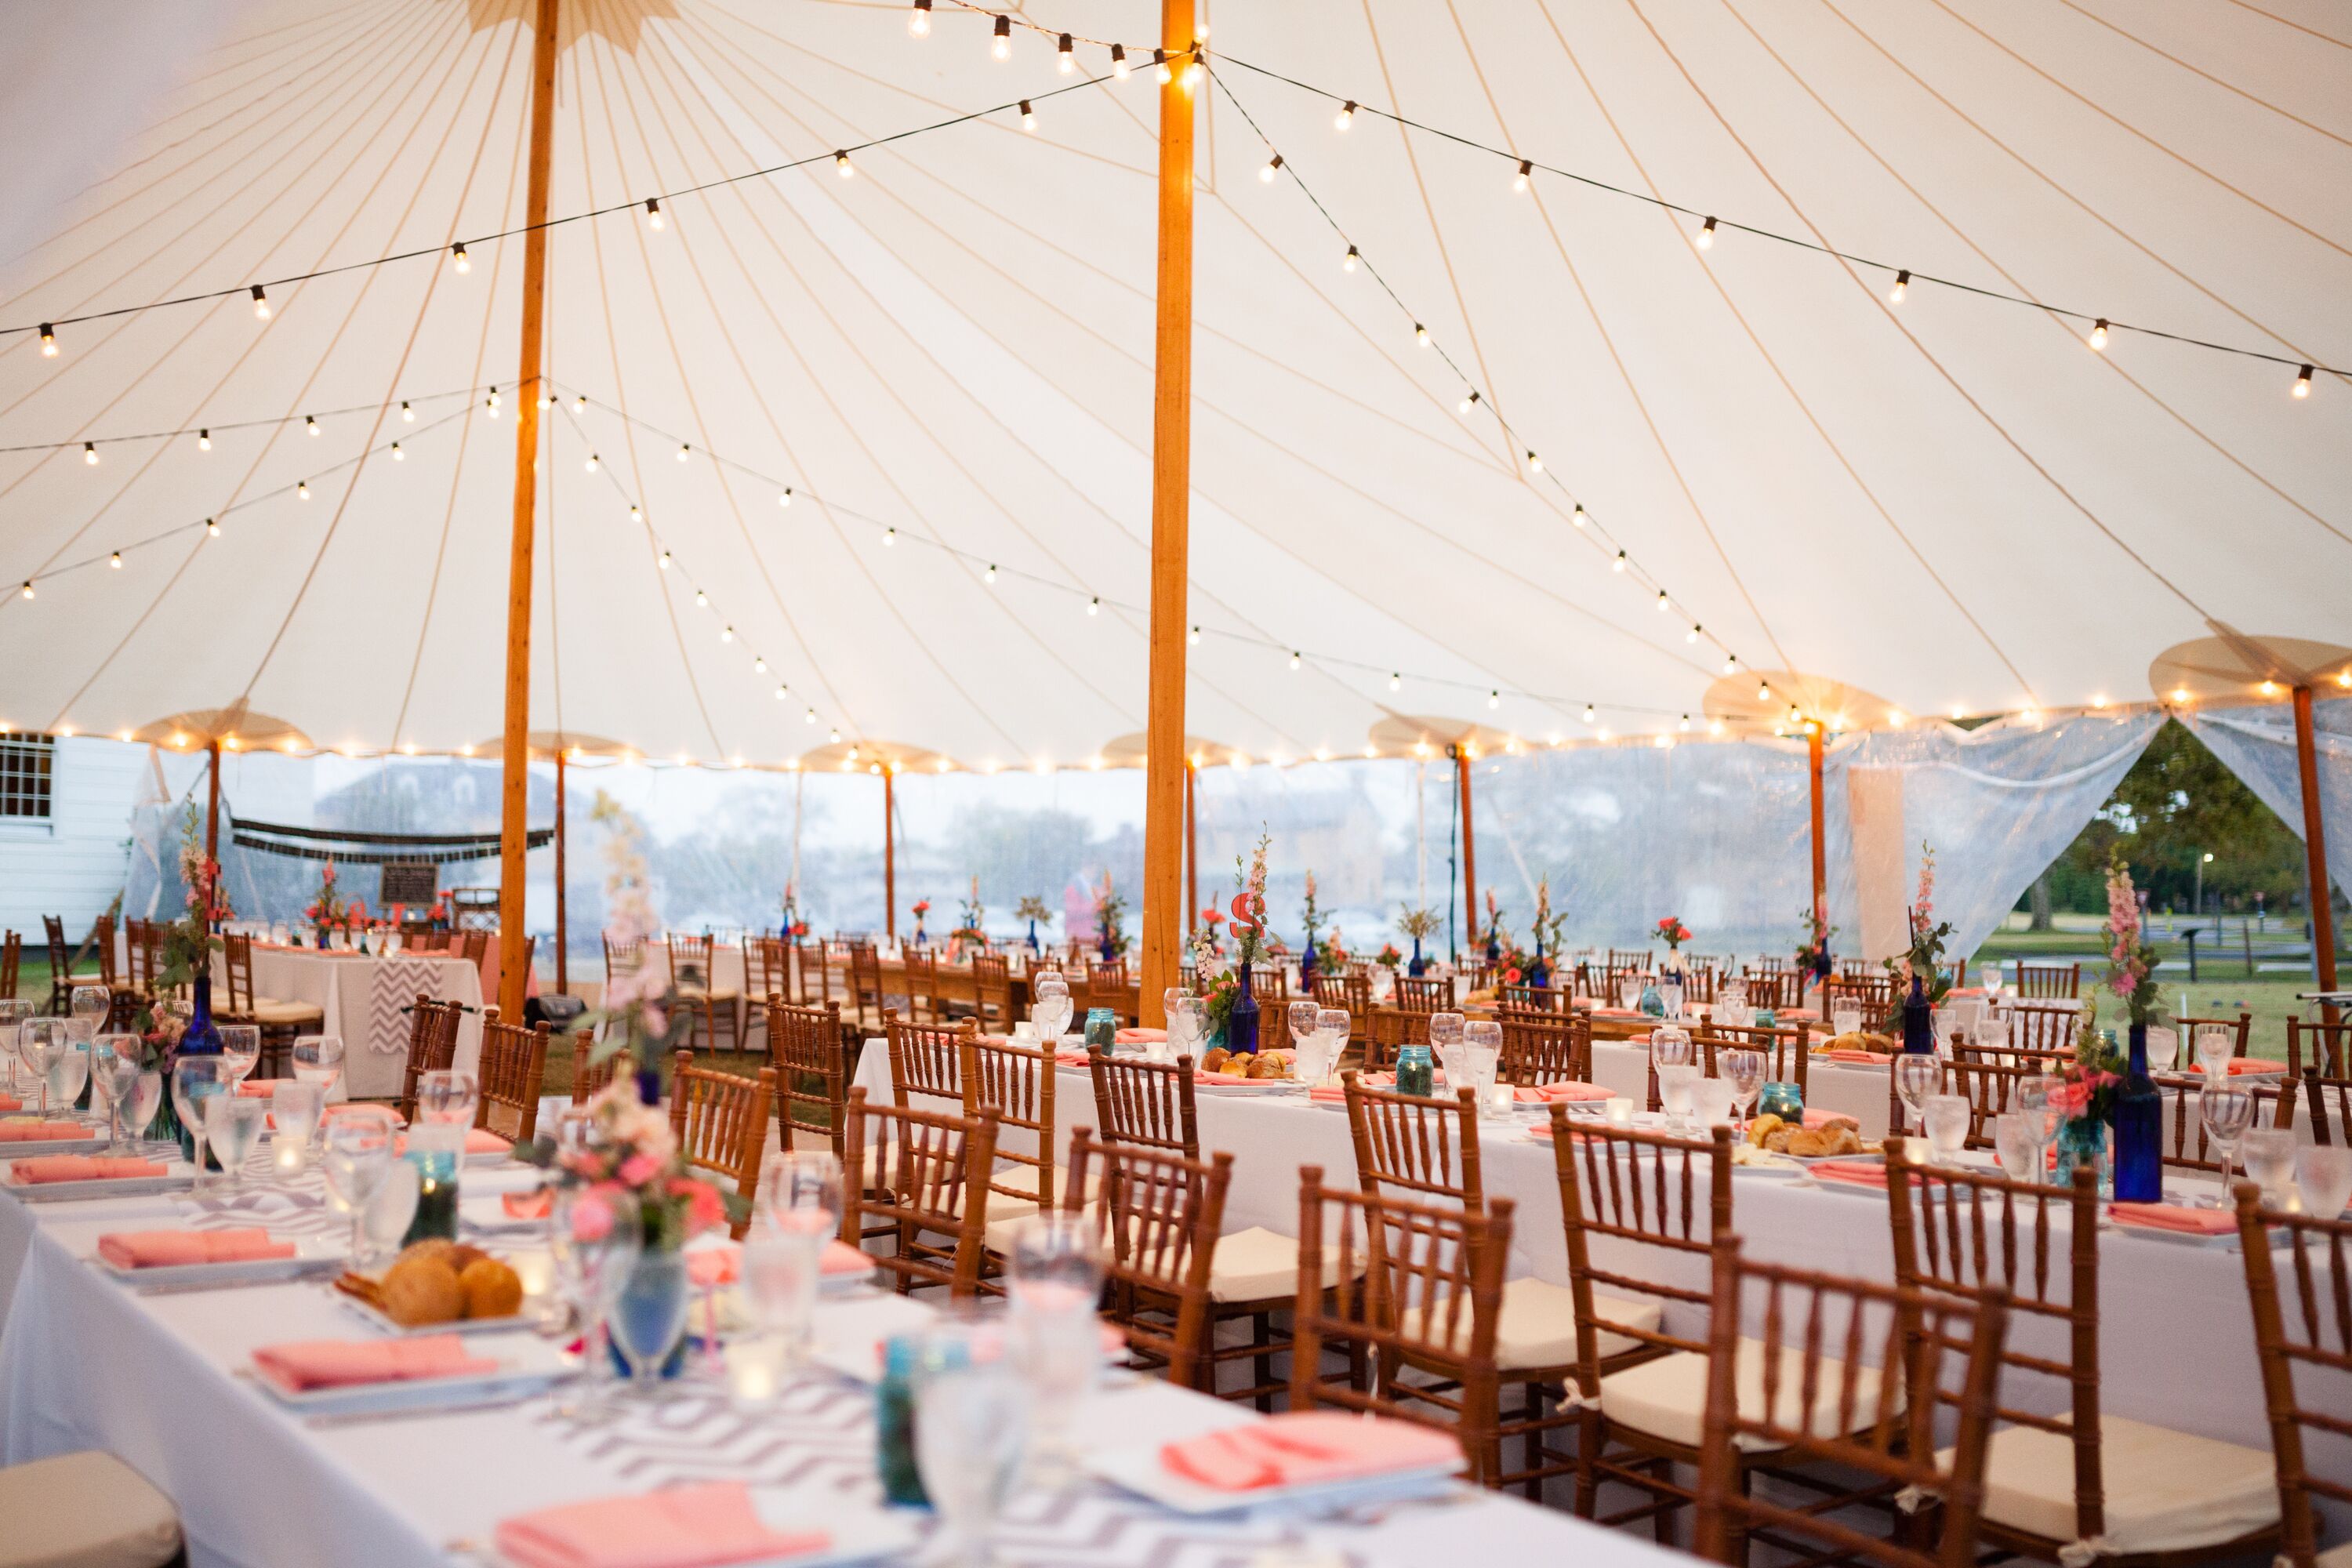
[850,1037,2340,1498]
[0,1155,1674,1568]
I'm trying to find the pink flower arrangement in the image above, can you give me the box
[2102,850,2164,1026]
[540,1081,727,1250]
[1653,916,1693,949]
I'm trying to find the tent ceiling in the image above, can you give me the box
[1,0,2344,770]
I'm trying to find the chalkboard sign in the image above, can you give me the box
[379,862,438,906]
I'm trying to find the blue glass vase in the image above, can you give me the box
[2112,1024,2162,1202]
[1299,940,1319,989]
[610,1249,692,1382]
[1227,961,1260,1055]
[1901,975,1934,1054]
[176,973,223,1167]
[1026,919,1040,954]
[1407,938,1426,978]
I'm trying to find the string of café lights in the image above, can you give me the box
[927,0,2339,391]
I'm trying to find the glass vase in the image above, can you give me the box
[612,1249,692,1385]
[2111,1024,2162,1203]
[2054,1116,2110,1195]
[1407,938,1426,978]
[1226,961,1259,1055]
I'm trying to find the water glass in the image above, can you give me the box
[122,1070,162,1145]
[1617,976,1643,1011]
[1461,1019,1502,1105]
[1650,1027,1693,1072]
[1893,1054,1946,1136]
[2194,1026,2235,1083]
[915,1319,1029,1566]
[45,1037,90,1122]
[1164,997,1204,1065]
[763,1150,845,1236]
[217,1025,261,1088]
[2143,1026,2179,1073]
[1029,975,1072,1043]
[1692,1077,1737,1130]
[1722,1048,1765,1125]
[416,1068,478,1125]
[1008,1214,1103,1487]
[1659,982,1686,1022]
[292,1035,345,1096]
[550,1193,642,1421]
[323,1120,394,1261]
[20,1018,66,1116]
[1980,967,2005,1000]
[2195,1087,2257,1207]
[2294,1145,2352,1219]
[2238,1129,2296,1208]
[1428,1011,1465,1055]
[0,998,32,1095]
[1657,1063,1700,1128]
[1831,1007,1862,1038]
[1922,1094,1971,1166]
[742,1222,825,1375]
[68,984,110,1042]
[270,1080,325,1174]
[1287,1000,1319,1054]
[1994,1112,2039,1183]
[92,1034,143,1152]
[365,1156,422,1253]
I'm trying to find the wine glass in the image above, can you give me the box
[1722,1047,1765,1128]
[1831,1005,1863,1039]
[2195,1087,2257,1208]
[2239,1129,2296,1208]
[170,1054,230,1182]
[764,1150,845,1236]
[1029,975,1071,1043]
[1164,997,1204,1065]
[1462,1019,1502,1105]
[292,1035,345,1097]
[123,1069,162,1146]
[23,1019,70,1120]
[205,1094,268,1189]
[1007,1214,1103,1488]
[45,1034,89,1123]
[217,1025,261,1090]
[2294,1145,2352,1219]
[67,984,110,1043]
[322,1120,394,1262]
[1650,1026,1693,1073]
[1287,999,1319,1056]
[1893,1053,1946,1137]
[1657,1064,1700,1129]
[1922,1094,1971,1167]
[0,998,31,1097]
[2194,1025,2235,1083]
[92,1034,143,1154]
[1428,1011,1465,1054]
[2013,1076,2058,1183]
[416,1069,478,1126]
[1316,1008,1351,1087]
[1980,965,2005,1002]
[1994,1112,2039,1183]
[1617,975,1643,1011]
[550,1190,641,1422]
[915,1319,1030,1567]
[2143,1026,2179,1073]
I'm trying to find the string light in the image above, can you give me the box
[1342,245,1358,272]
[296,480,310,499]
[1188,624,1200,644]
[644,198,663,230]
[1087,596,1101,615]
[450,242,469,273]
[984,563,997,582]
[1582,703,1596,724]
[720,625,735,643]
[1019,100,1036,132]
[305,415,319,436]
[907,0,930,35]
[2089,318,2109,350]
[1488,690,1501,709]
[992,16,1011,59]
[1184,55,1203,89]
[659,550,672,569]
[18,583,31,600]
[2295,364,2313,398]
[584,452,599,473]
[1758,681,1771,701]
[390,442,403,460]
[773,682,786,698]
[1570,504,1587,527]
[1889,269,1908,304]
[883,527,896,545]
[1655,589,1669,612]
[1290,651,1301,670]
[572,394,586,413]
[676,443,690,461]
[834,151,853,178]
[1611,550,1627,572]
[1154,48,1171,83]
[1513,158,1531,193]
[109,551,122,569]
[206,517,220,536]
[1696,216,1717,250]
[806,709,818,724]
[1334,100,1356,131]
[82,441,96,465]
[251,285,269,319]
[1724,655,1739,673]
[693,589,709,607]
[630,505,641,521]
[38,324,56,357]
[1057,32,1073,71]
[1457,389,1480,415]
[1679,714,1692,732]
[778,488,793,506]
[1261,154,1283,183]
[1686,623,1700,644]
[1414,322,1428,346]
[1388,672,1400,691]
[1524,450,1541,474]
[485,390,500,417]
[401,401,414,422]
[1110,43,1128,78]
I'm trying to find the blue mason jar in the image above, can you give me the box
[1395,1044,1435,1098]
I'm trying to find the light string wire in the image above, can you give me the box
[927,0,2338,384]
[2,59,1158,345]
[1205,64,1780,723]
[0,381,494,457]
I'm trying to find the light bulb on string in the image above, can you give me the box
[677,443,690,461]
[82,441,97,465]
[658,550,671,570]
[1183,56,1203,89]
[1087,596,1101,615]
[296,480,310,499]
[1696,216,1716,249]
[1341,245,1358,272]
[829,728,842,744]
[485,391,499,417]
[1686,623,1700,644]
[1261,154,1283,183]
[983,562,998,583]
[2295,365,2313,398]
[1110,43,1128,77]
[778,488,793,506]
[2089,318,2108,350]
[306,415,319,436]
[644,198,663,230]
[1889,268,1908,304]
[834,151,853,178]
[1488,690,1501,710]
[883,527,896,546]
[1290,652,1301,670]
[1187,624,1200,644]
[1679,714,1692,733]
[401,401,414,422]
[390,442,404,460]
[1723,655,1738,674]
[720,625,734,643]
[1387,672,1401,691]
[630,505,642,521]
[251,285,270,319]
[1525,450,1541,474]
[572,394,586,412]
[38,324,56,358]
[805,709,817,724]
[693,589,708,608]
[1570,504,1588,528]
[1334,100,1356,131]
[1611,550,1626,572]
[584,452,599,473]
[1582,703,1595,724]
[907,0,930,35]
[1057,32,1073,71]
[1457,389,1480,416]
[18,583,31,600]
[110,551,122,569]
[1019,100,1036,132]
[1758,682,1770,702]
[992,15,1011,59]
[1414,322,1429,347]
[450,242,469,273]
[206,517,220,536]
[1513,158,1530,193]
[1655,589,1669,612]
[1152,49,1171,82]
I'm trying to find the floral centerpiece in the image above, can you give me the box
[1795,908,1835,982]
[779,881,809,942]
[1298,871,1327,983]
[1482,891,1504,961]
[1192,831,1272,1052]
[2051,1002,2127,1189]
[2103,851,2164,1029]
[1528,879,1567,985]
[1091,873,1129,960]
[1015,895,1053,953]
[1396,903,1440,976]
[1374,942,1403,970]
[1882,844,1955,1010]
[304,861,347,942]
[2102,851,2165,1200]
[909,898,931,946]
[129,803,234,1140]
[583,793,689,1106]
[952,876,987,946]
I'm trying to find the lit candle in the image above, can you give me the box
[270,1131,308,1176]
[1606,1096,1635,1127]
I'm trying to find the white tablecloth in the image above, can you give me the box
[0,1167,1654,1568]
[219,948,487,1098]
[851,1037,2348,1513]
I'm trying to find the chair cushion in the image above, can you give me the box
[1944,1415,2278,1556]
[0,1450,181,1568]
[1399,1278,1663,1372]
[1599,1337,1893,1451]
[990,1163,1102,1207]
[1207,1225,1352,1304]
[251,997,325,1026]
[2318,1542,2352,1568]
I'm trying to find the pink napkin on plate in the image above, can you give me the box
[1053,1048,1093,1067]
[0,1094,18,1113]
[1510,1080,1613,1105]
[251,1334,495,1393]
[494,1480,829,1568]
[0,1120,93,1142]
[237,1078,290,1098]
[96,1227,295,1269]
[685,1240,870,1288]
[2187,1058,2285,1077]
[1116,1027,1167,1046]
[1802,1108,1860,1131]
[8,1156,166,1185]
[2109,1203,2238,1236]
[1809,1160,1889,1188]
[1193,1069,1257,1085]
[393,1128,511,1156]
[1816,1049,1889,1065]
[324,1103,405,1125]
[1307,1084,1348,1104]
[1160,1411,1460,1492]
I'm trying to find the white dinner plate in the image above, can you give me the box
[245,1334,571,1417]
[90,1233,344,1288]
[0,1133,177,1160]
[327,1279,544,1338]
[482,1484,919,1568]
[1192,1079,1302,1096]
[1,1160,198,1203]
[1083,1441,1463,1515]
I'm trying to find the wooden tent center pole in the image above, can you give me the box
[2293,685,2339,1025]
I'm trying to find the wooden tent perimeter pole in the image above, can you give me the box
[1455,742,1478,952]
[1185,759,1199,940]
[495,0,561,1024]
[1136,0,1197,1031]
[205,739,222,864]
[2292,685,2340,1025]
[554,745,568,996]
[884,764,896,942]
[1808,722,1827,933]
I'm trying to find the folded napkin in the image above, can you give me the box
[2187,1058,2285,1077]
[393,1128,511,1156]
[251,1334,495,1393]
[1816,1049,1891,1065]
[1308,1084,1348,1104]
[502,1186,555,1221]
[2109,1203,2238,1236]
[0,1120,93,1142]
[685,1240,870,1288]
[8,1156,166,1185]
[1593,1007,1647,1020]
[1510,1080,1613,1105]
[495,1481,830,1568]
[1809,1160,1889,1188]
[96,1226,295,1269]
[1053,1048,1093,1067]
[236,1078,289,1098]
[1193,1069,1258,1085]
[1781,1008,1823,1022]
[1116,1027,1167,1046]
[324,1103,405,1125]
[1160,1412,1460,1493]
[1802,1108,1861,1131]
[0,1094,23,1112]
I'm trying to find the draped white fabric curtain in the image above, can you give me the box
[2183,697,2352,906]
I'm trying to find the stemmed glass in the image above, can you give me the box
[170,1055,230,1181]
[42,1027,89,1124]
[1315,1008,1351,1087]
[1831,1005,1863,1039]
[1007,1213,1103,1488]
[92,1034,143,1153]
[550,1192,641,1423]
[0,998,31,1098]
[1980,966,2005,1002]
[1163,997,1205,1065]
[205,1094,268,1190]
[1029,975,1072,1044]
[1428,1011,1465,1057]
[19,1019,64,1115]
[1721,1048,1765,1130]
[67,984,110,1045]
[416,1069,479,1125]
[292,1036,345,1097]
[2194,1087,2256,1207]
[2193,1025,2234,1084]
[1461,1019,1502,1107]
[2012,1076,2059,1184]
[916,1315,1030,1568]
[1287,1000,1319,1058]
[1893,1054,1947,1138]
[2142,1026,2179,1073]
[322,1120,394,1262]
[1617,975,1644,1011]
[1922,1094,1971,1167]
[2239,1129,2296,1208]
[217,1025,261,1091]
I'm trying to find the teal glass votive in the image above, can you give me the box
[1083,1007,1118,1051]
[1395,1044,1435,1098]
[1757,1081,1804,1121]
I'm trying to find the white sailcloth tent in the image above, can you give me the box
[0,0,2346,775]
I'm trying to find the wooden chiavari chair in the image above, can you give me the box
[1496,982,1567,1014]
[1457,957,1497,993]
[1344,1075,1485,1210]
[794,938,833,1010]
[1063,1129,1230,1393]
[2003,1000,2081,1055]
[42,913,71,1014]
[1289,1166,1512,1486]
[1610,946,1653,973]
[766,999,847,1161]
[122,918,164,1011]
[667,1051,775,1240]
[1679,964,1721,1006]
[2010,960,2082,1000]
[1088,1050,1200,1157]
[0,930,17,1001]
[394,997,466,1123]
[474,1010,550,1143]
[570,1039,627,1105]
[1693,1235,2010,1568]
[1696,1022,1809,1096]
[1362,1005,1429,1075]
[1744,966,1808,1013]
[218,931,325,1076]
[840,1087,999,1298]
[1941,1052,2038,1148]
[1887,1143,2281,1564]
[900,947,943,1025]
[847,943,886,1034]
[2157,1075,2300,1168]
[664,933,741,1052]
[2232,1185,2352,1568]
[1497,1009,1589,1087]
[884,1009,975,1114]
[2286,1018,2350,1080]
[1554,1120,1738,1530]
[1250,963,1290,1008]
[1087,956,1128,994]
[1394,975,1454,1014]
[968,953,1014,1032]
[2292,1065,2350,1143]
[459,929,491,964]
[2171,1011,2252,1071]
[1308,971,1370,1018]
[962,1032,1068,1260]
[1824,973,1900,1030]
[744,937,787,1045]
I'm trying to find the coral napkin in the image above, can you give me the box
[682,1240,870,1288]
[392,1128,510,1156]
[1809,1160,1890,1188]
[1510,1081,1614,1105]
[0,1120,92,1142]
[7,1156,166,1185]
[251,1334,495,1393]
[1817,1049,1890,1065]
[1160,1412,1461,1492]
[0,1094,19,1113]
[1193,1070,1257,1086]
[236,1079,289,1098]
[1803,1109,1861,1131]
[494,1482,829,1568]
[96,1227,295,1269]
[2186,1058,2286,1077]
[324,1103,405,1126]
[1053,1048,1093,1067]
[1116,1027,1167,1047]
[2109,1203,2238,1236]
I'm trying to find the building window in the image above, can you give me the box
[0,734,55,820]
